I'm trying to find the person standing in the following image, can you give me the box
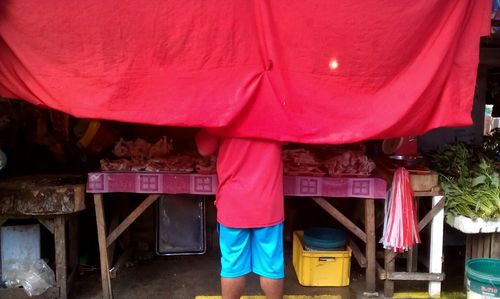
[196,129,284,299]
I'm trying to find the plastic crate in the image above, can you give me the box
[292,231,351,286]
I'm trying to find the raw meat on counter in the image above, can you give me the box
[282,149,326,176]
[323,150,376,176]
[101,145,216,173]
[113,137,173,160]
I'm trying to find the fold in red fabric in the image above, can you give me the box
[0,1,491,143]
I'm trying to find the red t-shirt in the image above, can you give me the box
[196,130,284,228]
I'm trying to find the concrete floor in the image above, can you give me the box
[68,245,468,299]
[70,247,366,299]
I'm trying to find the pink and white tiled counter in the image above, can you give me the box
[87,172,387,199]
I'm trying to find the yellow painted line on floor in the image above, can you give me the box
[196,296,341,299]
[393,292,466,299]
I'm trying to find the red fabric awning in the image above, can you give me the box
[0,1,491,143]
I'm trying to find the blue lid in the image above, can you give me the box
[303,227,347,250]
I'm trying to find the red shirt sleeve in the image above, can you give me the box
[195,129,219,156]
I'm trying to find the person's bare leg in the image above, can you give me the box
[260,277,284,299]
[221,276,246,299]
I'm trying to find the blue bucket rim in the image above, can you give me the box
[466,258,500,285]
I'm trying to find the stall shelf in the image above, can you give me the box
[0,175,86,299]
[87,172,387,299]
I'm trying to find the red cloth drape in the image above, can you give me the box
[0,1,491,143]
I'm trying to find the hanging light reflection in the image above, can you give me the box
[329,59,339,70]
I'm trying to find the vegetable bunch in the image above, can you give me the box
[429,142,500,220]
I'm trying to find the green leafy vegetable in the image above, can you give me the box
[429,142,500,220]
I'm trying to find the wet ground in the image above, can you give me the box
[69,244,467,299]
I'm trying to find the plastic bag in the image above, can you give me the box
[2,259,55,296]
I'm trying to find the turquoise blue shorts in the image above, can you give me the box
[218,223,284,279]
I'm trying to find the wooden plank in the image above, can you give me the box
[0,286,59,298]
[384,249,395,298]
[491,233,500,258]
[471,235,479,258]
[387,272,445,281]
[413,190,442,197]
[477,234,485,257]
[38,218,55,234]
[410,172,439,192]
[428,195,444,298]
[406,245,418,272]
[348,238,367,268]
[94,194,113,299]
[106,195,159,247]
[365,199,376,294]
[418,197,445,231]
[0,175,86,215]
[54,216,68,299]
[484,234,491,258]
[312,197,367,243]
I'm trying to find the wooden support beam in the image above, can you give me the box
[94,194,113,299]
[376,261,386,280]
[484,234,492,257]
[348,238,367,268]
[492,233,500,258]
[365,199,376,294]
[106,195,159,247]
[418,197,445,232]
[38,218,55,234]
[54,216,68,299]
[384,249,396,297]
[387,272,445,281]
[312,197,367,243]
[406,245,418,272]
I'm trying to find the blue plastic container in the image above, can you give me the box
[303,227,347,250]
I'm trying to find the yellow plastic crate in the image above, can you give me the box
[292,231,351,286]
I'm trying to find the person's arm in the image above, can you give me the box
[195,129,219,156]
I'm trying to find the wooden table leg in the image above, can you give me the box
[428,195,444,298]
[406,244,418,272]
[94,194,113,299]
[54,215,68,299]
[364,199,378,296]
[384,249,395,297]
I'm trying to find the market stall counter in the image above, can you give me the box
[87,171,387,299]
[0,175,86,299]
